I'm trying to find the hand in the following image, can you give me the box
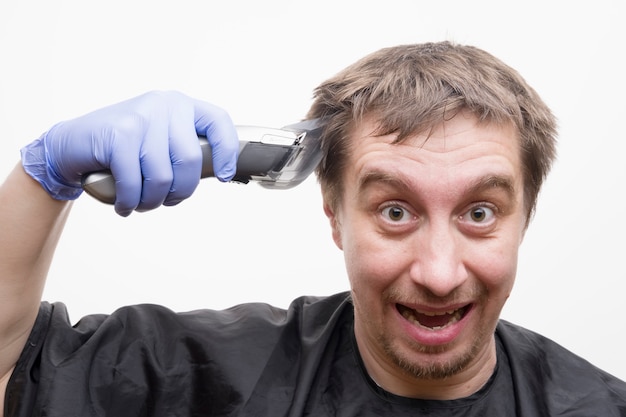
[21,91,239,216]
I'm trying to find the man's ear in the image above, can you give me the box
[323,201,343,250]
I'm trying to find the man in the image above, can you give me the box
[1,41,625,416]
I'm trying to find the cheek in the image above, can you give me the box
[342,228,409,295]
[468,240,519,296]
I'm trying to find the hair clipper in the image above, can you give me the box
[81,119,323,204]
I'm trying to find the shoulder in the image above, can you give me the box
[496,320,626,414]
[43,291,353,347]
[20,293,354,361]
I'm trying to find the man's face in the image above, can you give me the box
[325,111,527,396]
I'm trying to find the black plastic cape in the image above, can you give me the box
[5,292,626,416]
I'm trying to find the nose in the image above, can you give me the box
[408,221,469,297]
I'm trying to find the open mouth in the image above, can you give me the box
[397,303,470,331]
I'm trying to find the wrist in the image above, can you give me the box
[20,134,83,200]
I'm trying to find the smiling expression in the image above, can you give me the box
[325,110,528,398]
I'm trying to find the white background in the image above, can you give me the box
[1,1,624,381]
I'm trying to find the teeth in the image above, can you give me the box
[400,306,464,331]
[421,310,456,317]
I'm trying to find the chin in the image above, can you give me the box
[382,326,492,381]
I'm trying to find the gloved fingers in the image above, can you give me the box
[193,100,239,182]
[133,115,176,213]
[162,102,203,207]
[109,141,144,217]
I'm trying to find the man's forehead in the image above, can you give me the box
[347,110,519,148]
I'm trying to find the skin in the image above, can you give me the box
[324,110,528,399]
[0,164,71,415]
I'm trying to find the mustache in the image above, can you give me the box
[383,284,486,307]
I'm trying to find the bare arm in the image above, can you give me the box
[0,163,72,406]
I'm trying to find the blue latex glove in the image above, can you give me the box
[21,91,239,216]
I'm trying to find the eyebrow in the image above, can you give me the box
[358,170,518,201]
[467,175,517,199]
[358,171,407,193]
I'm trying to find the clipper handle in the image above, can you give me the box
[81,138,295,204]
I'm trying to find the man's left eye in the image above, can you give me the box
[382,205,410,222]
[465,206,495,223]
